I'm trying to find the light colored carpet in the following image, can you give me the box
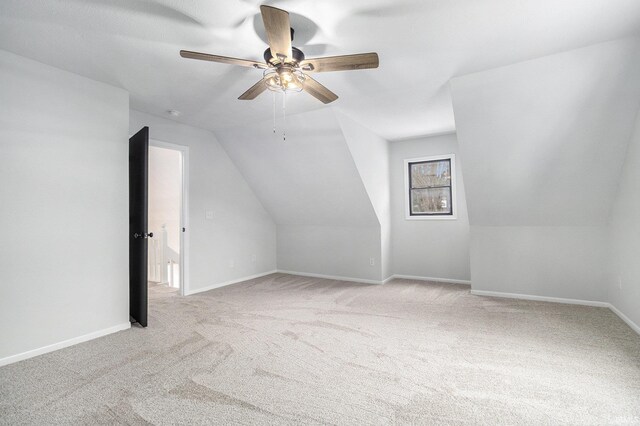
[1,273,639,425]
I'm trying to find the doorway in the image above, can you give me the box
[147,140,189,296]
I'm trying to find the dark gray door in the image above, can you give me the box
[129,127,149,327]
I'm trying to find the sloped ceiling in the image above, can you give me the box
[451,38,640,227]
[214,108,378,227]
[1,0,640,140]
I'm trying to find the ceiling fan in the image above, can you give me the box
[180,5,379,104]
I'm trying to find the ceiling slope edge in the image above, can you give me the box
[334,110,390,230]
[213,107,379,228]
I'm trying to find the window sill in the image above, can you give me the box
[405,215,458,221]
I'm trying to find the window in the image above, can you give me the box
[404,154,456,220]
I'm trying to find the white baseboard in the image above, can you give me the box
[275,271,471,286]
[608,303,640,335]
[470,290,639,336]
[0,322,131,367]
[391,274,472,286]
[382,275,395,284]
[469,289,609,307]
[185,270,279,295]
[277,270,384,285]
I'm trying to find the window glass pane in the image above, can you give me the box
[411,188,452,215]
[411,160,451,188]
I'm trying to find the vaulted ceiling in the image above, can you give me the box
[2,0,640,141]
[452,38,640,227]
[215,108,379,227]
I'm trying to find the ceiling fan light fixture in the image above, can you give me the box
[263,68,305,93]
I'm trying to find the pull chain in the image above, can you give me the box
[282,91,286,141]
[272,91,276,134]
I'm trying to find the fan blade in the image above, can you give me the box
[238,78,268,100]
[300,53,379,73]
[180,50,266,69]
[260,5,292,62]
[303,76,338,104]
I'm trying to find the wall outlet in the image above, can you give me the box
[369,257,375,266]
[205,210,214,220]
[229,259,235,268]
[251,254,257,263]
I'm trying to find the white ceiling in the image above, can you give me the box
[1,0,640,140]
[452,38,640,226]
[215,108,379,226]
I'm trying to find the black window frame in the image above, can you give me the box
[408,158,454,217]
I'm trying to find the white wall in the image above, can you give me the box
[336,112,392,280]
[609,110,640,328]
[471,226,608,301]
[0,50,130,362]
[215,108,384,281]
[277,225,382,282]
[389,133,471,282]
[451,38,640,300]
[130,111,277,294]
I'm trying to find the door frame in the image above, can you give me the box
[149,139,190,296]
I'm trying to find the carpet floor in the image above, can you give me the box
[1,273,639,425]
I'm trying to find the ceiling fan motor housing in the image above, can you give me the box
[264,46,305,66]
[263,27,305,66]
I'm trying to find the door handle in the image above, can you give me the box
[133,232,153,239]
